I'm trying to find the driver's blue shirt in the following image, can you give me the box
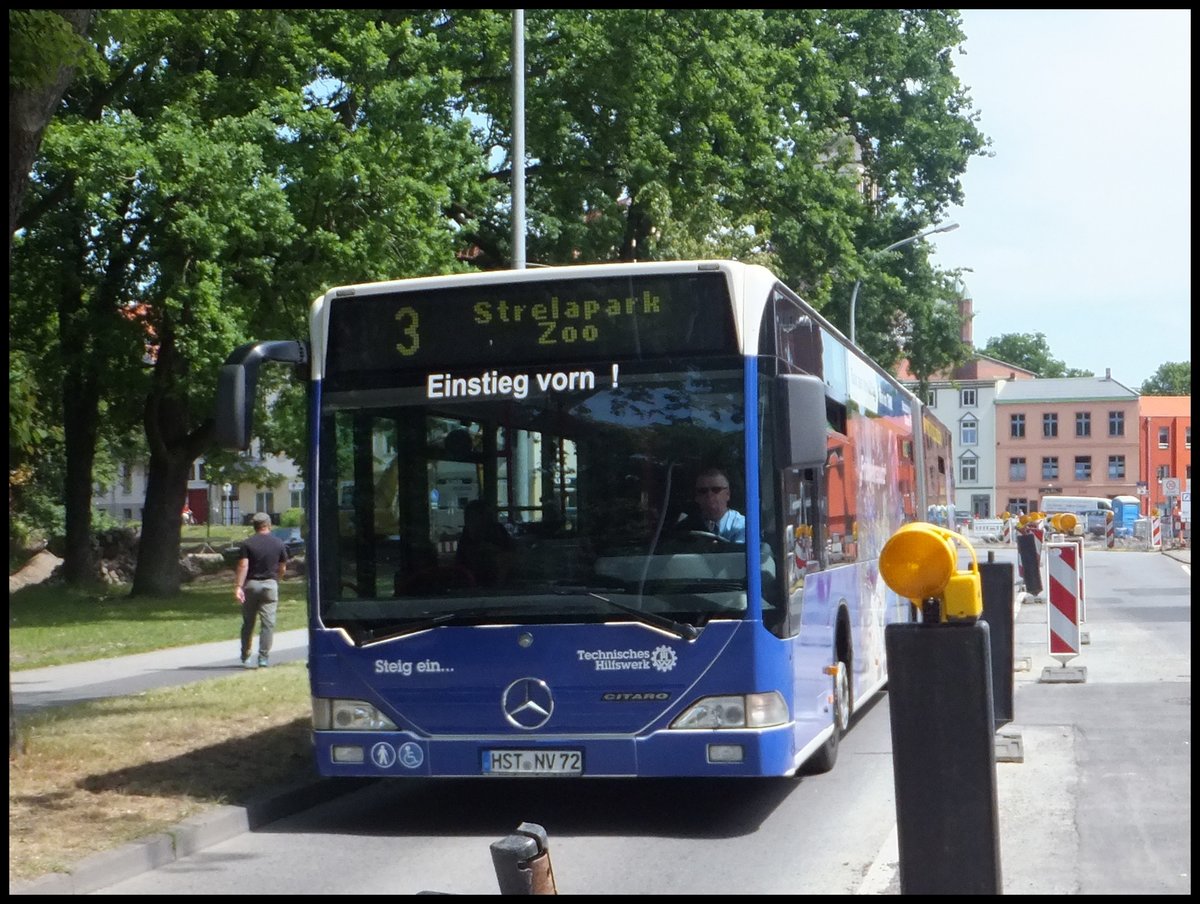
[715,509,746,542]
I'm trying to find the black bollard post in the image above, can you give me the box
[979,557,1015,730]
[1015,531,1042,597]
[886,619,1002,894]
[490,822,558,895]
[878,522,1003,895]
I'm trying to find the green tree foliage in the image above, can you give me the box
[980,332,1092,378]
[450,10,988,340]
[1139,362,1191,396]
[13,9,488,594]
[11,8,989,596]
[9,10,98,240]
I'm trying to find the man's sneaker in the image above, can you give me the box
[257,654,269,668]
[241,654,255,669]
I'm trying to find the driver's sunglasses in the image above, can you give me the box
[695,485,728,495]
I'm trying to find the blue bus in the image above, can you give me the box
[216,260,954,778]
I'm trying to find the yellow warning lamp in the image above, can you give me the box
[879,522,983,622]
[1105,511,1114,523]
[1050,512,1077,534]
[1017,513,1031,529]
[1001,510,1012,520]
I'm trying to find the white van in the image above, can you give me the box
[1040,495,1112,536]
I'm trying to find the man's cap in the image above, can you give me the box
[251,512,272,527]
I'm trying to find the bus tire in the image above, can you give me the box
[801,658,850,776]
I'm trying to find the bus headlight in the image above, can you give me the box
[670,692,788,729]
[312,698,398,731]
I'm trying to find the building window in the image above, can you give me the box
[1010,414,1025,438]
[255,491,274,513]
[1043,413,1058,438]
[1076,412,1091,437]
[1159,426,1170,448]
[122,508,133,521]
[960,456,977,483]
[1108,411,1124,437]
[1157,464,1170,480]
[290,490,304,510]
[1108,455,1126,479]
[1074,456,1092,480]
[960,417,978,446]
[120,463,134,494]
[1187,426,1192,448]
[924,389,936,406]
[960,388,977,407]
[1007,498,1031,516]
[1042,456,1059,480]
[1009,457,1027,481]
[971,495,991,518]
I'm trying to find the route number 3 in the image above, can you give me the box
[395,306,420,356]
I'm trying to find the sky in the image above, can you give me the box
[922,9,1191,390]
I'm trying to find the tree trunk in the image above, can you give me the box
[129,336,213,598]
[60,361,101,585]
[129,446,192,596]
[9,10,94,243]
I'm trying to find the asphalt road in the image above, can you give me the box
[10,547,1191,895]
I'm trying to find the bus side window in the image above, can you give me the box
[774,466,818,638]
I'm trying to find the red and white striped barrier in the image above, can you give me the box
[1150,516,1162,550]
[1106,518,1115,549]
[1030,519,1045,554]
[1047,541,1082,665]
[1072,536,1086,623]
[1002,517,1012,544]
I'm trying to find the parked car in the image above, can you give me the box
[221,526,305,565]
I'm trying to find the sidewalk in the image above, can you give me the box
[10,627,352,896]
[11,629,309,713]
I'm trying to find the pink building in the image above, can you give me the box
[994,373,1140,515]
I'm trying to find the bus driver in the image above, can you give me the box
[677,467,746,542]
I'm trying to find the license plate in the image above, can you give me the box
[482,749,583,775]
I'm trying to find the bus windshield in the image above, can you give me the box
[317,359,748,642]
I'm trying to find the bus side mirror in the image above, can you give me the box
[214,340,309,451]
[776,374,828,469]
[216,362,250,450]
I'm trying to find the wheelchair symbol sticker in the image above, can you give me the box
[397,742,424,769]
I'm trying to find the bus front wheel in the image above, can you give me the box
[801,658,850,775]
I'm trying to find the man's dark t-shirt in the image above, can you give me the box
[239,533,288,580]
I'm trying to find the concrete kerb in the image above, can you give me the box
[1160,546,1191,565]
[9,776,378,896]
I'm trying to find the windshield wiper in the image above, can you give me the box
[640,578,747,593]
[353,613,460,646]
[587,592,699,641]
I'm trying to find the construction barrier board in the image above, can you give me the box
[1046,541,1081,665]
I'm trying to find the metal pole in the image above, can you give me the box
[511,10,526,271]
[850,222,958,349]
[849,279,861,346]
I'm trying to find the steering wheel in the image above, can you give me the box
[681,529,739,547]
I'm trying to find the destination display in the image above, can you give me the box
[323,272,737,379]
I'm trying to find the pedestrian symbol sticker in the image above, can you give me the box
[370,742,396,768]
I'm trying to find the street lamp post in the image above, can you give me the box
[849,222,960,346]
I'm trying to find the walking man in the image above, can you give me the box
[234,512,289,668]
